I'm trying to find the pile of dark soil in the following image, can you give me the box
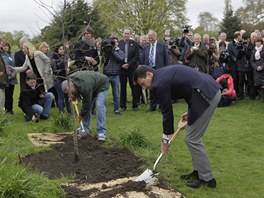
[22,134,183,197]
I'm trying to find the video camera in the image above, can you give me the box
[101,38,116,54]
[182,24,192,34]
[220,49,230,62]
[168,36,182,49]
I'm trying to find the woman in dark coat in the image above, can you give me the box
[250,36,264,100]
[51,44,71,113]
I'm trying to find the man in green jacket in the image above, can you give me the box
[62,71,109,141]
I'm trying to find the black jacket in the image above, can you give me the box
[74,40,99,71]
[102,48,125,76]
[118,39,139,70]
[18,83,45,118]
[151,65,221,134]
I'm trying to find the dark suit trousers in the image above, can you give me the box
[5,84,15,111]
[229,63,239,95]
[120,69,139,109]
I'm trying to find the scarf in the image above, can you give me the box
[82,36,96,48]
[255,45,263,60]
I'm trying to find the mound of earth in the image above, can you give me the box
[23,133,184,197]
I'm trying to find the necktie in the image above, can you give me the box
[125,41,128,63]
[149,44,155,66]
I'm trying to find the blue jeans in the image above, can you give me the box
[54,80,71,113]
[82,90,108,135]
[32,92,54,117]
[107,75,120,111]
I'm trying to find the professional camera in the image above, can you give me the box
[101,38,116,54]
[208,45,215,56]
[236,40,247,50]
[220,49,230,62]
[182,24,192,34]
[168,36,182,48]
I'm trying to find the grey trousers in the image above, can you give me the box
[185,90,221,181]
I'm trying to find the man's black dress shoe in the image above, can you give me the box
[187,178,216,188]
[146,108,156,112]
[180,170,199,180]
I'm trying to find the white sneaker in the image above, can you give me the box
[98,133,106,141]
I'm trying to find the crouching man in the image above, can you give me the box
[61,70,109,141]
[19,73,54,122]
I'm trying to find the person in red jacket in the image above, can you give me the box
[216,73,237,107]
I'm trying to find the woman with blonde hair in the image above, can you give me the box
[12,41,54,93]
[39,42,51,57]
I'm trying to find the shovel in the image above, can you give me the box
[71,99,86,135]
[135,115,187,183]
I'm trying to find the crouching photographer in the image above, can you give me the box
[101,36,125,114]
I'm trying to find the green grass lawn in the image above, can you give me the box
[0,84,264,198]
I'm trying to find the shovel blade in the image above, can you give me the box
[135,169,156,184]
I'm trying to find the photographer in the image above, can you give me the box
[167,38,181,64]
[236,32,254,100]
[176,25,194,64]
[102,36,125,114]
[219,41,230,72]
[207,39,220,75]
[186,33,208,73]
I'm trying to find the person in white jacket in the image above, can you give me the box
[12,41,53,93]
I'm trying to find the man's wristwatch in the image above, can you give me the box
[162,139,169,144]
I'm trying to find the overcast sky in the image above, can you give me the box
[0,0,244,38]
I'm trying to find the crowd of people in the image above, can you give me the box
[0,26,264,122]
[1,25,264,188]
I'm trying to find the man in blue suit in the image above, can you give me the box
[133,65,221,188]
[142,30,170,112]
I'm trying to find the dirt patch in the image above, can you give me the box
[23,133,184,197]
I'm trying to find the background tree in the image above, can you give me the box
[93,0,186,39]
[198,11,219,32]
[239,0,264,24]
[219,0,241,41]
[40,0,90,46]
[235,0,264,32]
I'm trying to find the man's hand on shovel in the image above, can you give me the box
[77,114,83,122]
[161,142,170,155]
[181,112,188,122]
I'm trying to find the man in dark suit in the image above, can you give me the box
[228,31,242,96]
[133,65,221,189]
[142,30,170,111]
[118,27,140,111]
